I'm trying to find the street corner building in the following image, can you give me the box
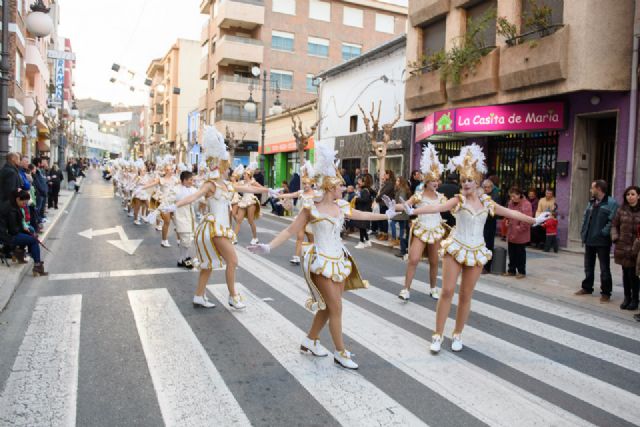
[405,0,639,249]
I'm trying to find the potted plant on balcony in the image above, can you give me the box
[524,0,554,37]
[497,16,519,47]
[441,8,496,84]
[497,0,558,47]
[407,50,447,77]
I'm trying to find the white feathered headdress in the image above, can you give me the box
[420,143,444,182]
[244,161,258,177]
[447,143,487,182]
[134,159,146,170]
[314,140,344,190]
[202,125,230,179]
[232,164,245,178]
[300,160,316,184]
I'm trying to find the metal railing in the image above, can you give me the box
[217,75,259,85]
[221,35,263,46]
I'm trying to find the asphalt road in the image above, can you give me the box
[0,170,639,427]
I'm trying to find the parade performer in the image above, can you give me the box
[141,156,179,247]
[132,160,152,226]
[234,162,264,245]
[396,144,550,354]
[171,126,275,309]
[174,170,198,269]
[397,144,447,301]
[275,161,318,265]
[248,142,398,370]
[229,164,244,239]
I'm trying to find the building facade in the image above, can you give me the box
[406,0,636,248]
[317,35,412,182]
[198,0,408,154]
[145,39,206,162]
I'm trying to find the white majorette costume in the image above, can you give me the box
[175,180,198,269]
[299,145,368,312]
[439,145,496,267]
[410,144,448,246]
[237,162,261,214]
[194,127,236,270]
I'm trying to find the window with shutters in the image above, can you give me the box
[343,6,363,28]
[272,31,294,52]
[309,0,331,22]
[273,0,295,15]
[308,36,329,57]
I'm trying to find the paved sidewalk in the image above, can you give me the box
[263,211,635,322]
[0,181,81,312]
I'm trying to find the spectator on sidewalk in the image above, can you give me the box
[438,175,459,228]
[47,164,64,209]
[353,174,374,248]
[32,158,48,221]
[575,180,618,303]
[409,170,422,194]
[0,152,23,202]
[391,176,411,257]
[542,208,559,253]
[482,179,498,273]
[374,170,395,241]
[611,185,640,311]
[18,156,31,192]
[504,187,532,278]
[527,189,543,248]
[537,188,556,216]
[0,189,47,276]
[66,159,77,192]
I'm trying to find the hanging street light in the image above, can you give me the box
[25,0,54,38]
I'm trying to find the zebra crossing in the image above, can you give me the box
[1,247,639,426]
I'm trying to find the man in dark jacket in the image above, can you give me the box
[0,152,23,202]
[438,176,459,228]
[575,180,619,302]
[32,158,49,221]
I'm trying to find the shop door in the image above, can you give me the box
[341,158,361,184]
[568,114,618,246]
[488,132,558,203]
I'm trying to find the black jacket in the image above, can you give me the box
[352,187,373,229]
[581,195,618,247]
[48,169,64,189]
[0,200,25,244]
[0,163,22,202]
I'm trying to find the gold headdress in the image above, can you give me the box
[202,125,230,179]
[420,143,444,182]
[447,143,487,183]
[245,161,258,178]
[314,140,344,191]
[300,160,316,185]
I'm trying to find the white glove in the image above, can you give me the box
[160,204,177,213]
[534,211,551,226]
[381,195,394,209]
[400,197,414,216]
[247,243,271,255]
[268,188,283,198]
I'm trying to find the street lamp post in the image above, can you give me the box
[0,1,53,167]
[244,67,283,173]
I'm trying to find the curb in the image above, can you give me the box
[0,181,80,313]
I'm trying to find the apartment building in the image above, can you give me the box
[406,0,635,248]
[198,0,407,157]
[146,39,206,161]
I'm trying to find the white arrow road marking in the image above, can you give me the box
[78,226,143,255]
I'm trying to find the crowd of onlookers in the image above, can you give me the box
[0,152,87,276]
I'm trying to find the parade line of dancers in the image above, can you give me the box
[108,125,550,370]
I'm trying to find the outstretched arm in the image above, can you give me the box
[495,204,536,225]
[140,178,160,190]
[277,191,302,200]
[411,197,458,215]
[175,182,212,207]
[264,209,310,250]
[233,183,269,194]
[348,209,391,222]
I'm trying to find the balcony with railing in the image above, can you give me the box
[25,38,49,79]
[216,0,264,30]
[201,20,210,43]
[212,35,263,67]
[213,75,258,102]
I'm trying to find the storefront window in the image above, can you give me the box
[368,155,403,182]
[488,132,558,202]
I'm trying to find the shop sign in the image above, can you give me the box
[259,138,315,154]
[454,102,565,133]
[55,59,64,103]
[414,102,565,142]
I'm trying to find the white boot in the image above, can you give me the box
[300,336,329,357]
[398,288,410,301]
[430,334,442,354]
[289,256,300,265]
[333,349,358,369]
[228,294,246,310]
[250,238,259,245]
[161,240,171,248]
[193,295,215,308]
[429,287,440,300]
[451,334,463,352]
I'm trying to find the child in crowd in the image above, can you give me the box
[542,208,559,253]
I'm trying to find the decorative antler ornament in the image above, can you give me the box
[357,102,401,179]
[288,108,321,162]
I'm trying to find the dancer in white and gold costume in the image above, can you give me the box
[248,142,398,370]
[275,161,319,265]
[397,144,446,301]
[141,156,179,247]
[172,126,274,309]
[234,162,264,244]
[132,159,152,226]
[398,144,550,354]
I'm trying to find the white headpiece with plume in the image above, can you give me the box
[446,143,487,182]
[420,143,444,182]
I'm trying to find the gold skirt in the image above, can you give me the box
[195,214,236,269]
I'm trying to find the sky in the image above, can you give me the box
[58,0,205,107]
[57,0,407,107]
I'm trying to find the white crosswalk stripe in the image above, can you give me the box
[0,295,82,427]
[209,283,427,426]
[366,281,640,425]
[234,248,593,427]
[128,288,251,426]
[385,276,640,373]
